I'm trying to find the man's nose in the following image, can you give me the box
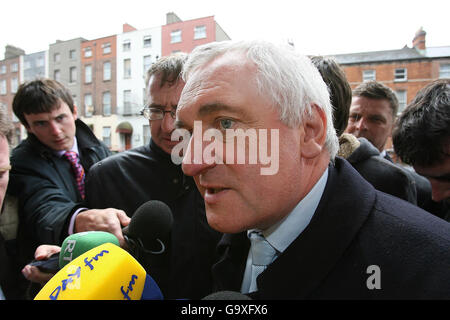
[354,117,367,131]
[181,134,216,177]
[161,111,175,133]
[49,121,62,135]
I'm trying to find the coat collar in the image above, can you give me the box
[346,137,380,164]
[149,138,172,161]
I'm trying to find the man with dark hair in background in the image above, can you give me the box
[311,56,417,204]
[85,53,221,299]
[345,80,398,160]
[393,79,450,221]
[8,79,126,284]
[343,79,435,214]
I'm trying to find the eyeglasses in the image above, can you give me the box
[140,107,176,120]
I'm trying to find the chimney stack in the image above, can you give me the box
[5,45,25,59]
[412,27,426,52]
[123,23,137,33]
[166,12,182,24]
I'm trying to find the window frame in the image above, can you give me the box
[395,90,407,115]
[394,68,407,82]
[84,93,93,117]
[84,47,92,58]
[194,25,207,39]
[69,67,77,84]
[85,65,92,83]
[439,64,450,79]
[103,61,111,81]
[362,69,376,82]
[143,35,152,48]
[102,91,111,116]
[170,30,182,43]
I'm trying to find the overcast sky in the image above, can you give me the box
[1,0,448,60]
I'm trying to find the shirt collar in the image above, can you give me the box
[55,136,79,157]
[248,167,329,254]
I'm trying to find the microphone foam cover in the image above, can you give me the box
[35,243,162,300]
[127,200,173,246]
[59,231,119,268]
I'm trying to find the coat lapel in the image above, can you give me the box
[257,158,376,299]
[211,232,250,292]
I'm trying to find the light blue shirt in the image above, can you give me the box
[241,168,329,293]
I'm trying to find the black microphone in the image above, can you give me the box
[123,200,173,255]
[122,200,173,294]
[202,291,252,300]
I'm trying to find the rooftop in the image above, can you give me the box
[330,45,450,65]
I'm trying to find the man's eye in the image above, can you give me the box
[35,121,47,127]
[370,117,385,124]
[219,119,234,130]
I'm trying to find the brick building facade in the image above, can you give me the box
[80,35,117,117]
[162,12,230,56]
[0,46,24,145]
[332,28,450,115]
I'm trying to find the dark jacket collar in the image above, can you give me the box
[149,138,172,161]
[147,137,196,191]
[74,119,105,150]
[346,137,380,164]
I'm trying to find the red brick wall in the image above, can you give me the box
[81,35,117,116]
[341,60,436,105]
[162,16,216,56]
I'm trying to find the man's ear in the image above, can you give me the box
[300,104,327,159]
[72,105,78,120]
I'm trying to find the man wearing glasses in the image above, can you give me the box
[85,53,221,299]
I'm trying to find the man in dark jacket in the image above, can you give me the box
[393,79,450,221]
[344,81,398,159]
[85,54,221,299]
[177,40,450,299]
[311,56,442,219]
[311,56,419,205]
[8,79,127,273]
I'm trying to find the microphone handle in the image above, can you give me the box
[28,253,60,273]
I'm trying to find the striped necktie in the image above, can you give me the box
[248,231,277,292]
[63,151,85,199]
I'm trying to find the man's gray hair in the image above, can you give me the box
[145,52,188,89]
[182,40,339,158]
[0,105,13,144]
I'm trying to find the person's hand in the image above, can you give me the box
[22,245,61,285]
[74,208,131,247]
